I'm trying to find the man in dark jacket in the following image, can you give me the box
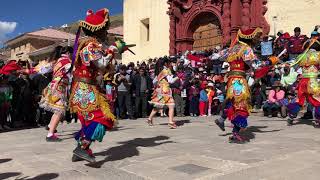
[115,65,135,119]
[132,67,152,118]
[32,72,52,126]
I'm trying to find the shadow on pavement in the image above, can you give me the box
[159,119,191,127]
[110,126,135,132]
[258,119,287,122]
[0,172,21,179]
[293,119,314,126]
[0,126,40,134]
[219,126,282,142]
[16,173,59,180]
[240,126,282,141]
[0,158,12,164]
[0,172,59,180]
[89,136,175,168]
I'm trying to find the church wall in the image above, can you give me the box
[123,0,170,64]
[266,0,320,36]
[123,0,320,64]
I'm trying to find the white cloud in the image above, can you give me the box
[0,21,18,43]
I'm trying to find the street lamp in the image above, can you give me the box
[272,16,278,36]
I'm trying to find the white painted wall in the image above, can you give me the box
[266,0,320,36]
[123,0,170,64]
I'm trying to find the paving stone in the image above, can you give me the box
[170,164,210,175]
[1,115,320,179]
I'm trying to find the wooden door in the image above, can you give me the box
[193,23,222,51]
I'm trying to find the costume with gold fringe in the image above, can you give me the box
[69,9,121,162]
[39,54,71,115]
[70,37,116,138]
[223,28,262,134]
[287,39,320,125]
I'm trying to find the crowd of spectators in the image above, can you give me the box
[0,26,320,131]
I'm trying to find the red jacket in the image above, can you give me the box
[288,35,308,54]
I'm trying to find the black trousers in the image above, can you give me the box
[135,92,148,117]
[263,103,280,116]
[117,91,133,118]
[189,96,199,115]
[251,94,263,109]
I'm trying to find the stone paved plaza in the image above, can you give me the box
[1,115,320,180]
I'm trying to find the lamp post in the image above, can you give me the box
[272,16,278,36]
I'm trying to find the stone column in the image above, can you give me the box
[169,15,176,55]
[222,0,231,45]
[241,0,251,31]
[230,0,241,40]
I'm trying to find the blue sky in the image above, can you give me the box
[0,0,123,45]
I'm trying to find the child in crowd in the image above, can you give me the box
[211,97,221,115]
[281,91,296,118]
[207,83,215,116]
[104,74,117,114]
[199,82,208,116]
[189,81,200,116]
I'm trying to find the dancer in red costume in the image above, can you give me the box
[69,8,130,163]
[214,28,263,143]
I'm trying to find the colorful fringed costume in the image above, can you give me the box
[287,39,320,127]
[70,38,116,139]
[225,41,256,132]
[39,54,71,115]
[69,8,127,163]
[149,68,176,108]
[215,28,262,143]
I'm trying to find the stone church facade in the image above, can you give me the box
[123,0,320,64]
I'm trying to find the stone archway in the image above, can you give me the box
[167,0,270,55]
[188,12,222,51]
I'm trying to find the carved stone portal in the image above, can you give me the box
[167,0,270,55]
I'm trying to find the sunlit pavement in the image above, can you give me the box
[1,115,320,180]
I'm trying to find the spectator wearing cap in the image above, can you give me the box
[288,27,308,60]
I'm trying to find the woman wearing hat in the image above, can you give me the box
[69,8,130,163]
[214,27,263,143]
[263,82,286,118]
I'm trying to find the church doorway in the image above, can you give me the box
[189,12,222,51]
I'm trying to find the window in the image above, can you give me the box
[140,18,150,42]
